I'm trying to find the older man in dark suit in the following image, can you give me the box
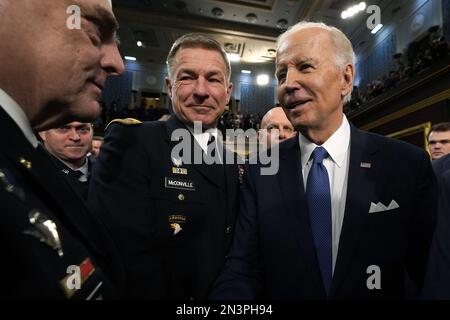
[0,0,125,298]
[211,21,437,299]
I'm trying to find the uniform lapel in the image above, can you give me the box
[165,116,222,187]
[330,126,379,296]
[277,137,325,296]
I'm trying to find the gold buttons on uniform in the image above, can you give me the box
[19,158,32,170]
[178,194,185,201]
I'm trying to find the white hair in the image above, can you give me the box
[277,21,355,104]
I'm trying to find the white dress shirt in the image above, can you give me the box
[189,127,222,163]
[0,88,38,148]
[299,115,351,273]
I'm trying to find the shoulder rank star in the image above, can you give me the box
[23,210,64,257]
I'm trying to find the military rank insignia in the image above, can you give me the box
[171,156,183,167]
[106,118,142,130]
[172,167,188,175]
[23,210,64,257]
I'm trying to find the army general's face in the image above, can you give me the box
[40,122,93,168]
[18,0,125,130]
[166,47,232,130]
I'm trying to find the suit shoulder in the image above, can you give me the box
[432,154,450,175]
[363,130,428,157]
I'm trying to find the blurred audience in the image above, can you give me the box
[345,27,449,112]
[91,136,104,159]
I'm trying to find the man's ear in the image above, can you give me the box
[38,131,46,143]
[341,63,355,98]
[226,82,233,105]
[165,77,173,100]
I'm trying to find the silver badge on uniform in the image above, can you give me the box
[23,210,64,257]
[171,156,183,167]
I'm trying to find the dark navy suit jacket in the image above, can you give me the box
[423,154,450,299]
[211,125,437,299]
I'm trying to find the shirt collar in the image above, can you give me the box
[188,126,219,152]
[299,115,350,169]
[58,156,88,174]
[0,88,39,148]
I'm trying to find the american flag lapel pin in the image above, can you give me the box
[360,162,371,168]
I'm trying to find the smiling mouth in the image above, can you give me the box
[88,77,105,91]
[190,105,214,112]
[92,81,104,91]
[285,100,312,110]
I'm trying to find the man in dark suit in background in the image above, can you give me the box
[89,33,239,299]
[432,152,450,178]
[0,0,125,298]
[259,106,296,147]
[428,122,450,160]
[211,21,437,299]
[423,153,450,299]
[39,122,95,201]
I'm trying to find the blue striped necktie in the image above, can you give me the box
[306,146,332,296]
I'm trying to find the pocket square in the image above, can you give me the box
[369,200,399,213]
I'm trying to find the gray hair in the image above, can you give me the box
[277,21,355,104]
[166,33,231,82]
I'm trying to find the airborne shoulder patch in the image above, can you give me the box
[106,118,142,130]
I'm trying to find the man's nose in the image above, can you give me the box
[193,77,209,98]
[101,42,125,76]
[68,129,81,141]
[284,69,301,93]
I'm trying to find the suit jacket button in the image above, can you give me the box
[225,226,231,234]
[178,194,185,201]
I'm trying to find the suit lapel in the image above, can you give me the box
[330,126,379,296]
[277,137,326,295]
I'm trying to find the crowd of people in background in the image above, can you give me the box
[94,100,265,134]
[346,26,449,112]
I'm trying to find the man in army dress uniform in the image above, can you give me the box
[89,34,240,299]
[0,0,125,298]
[39,122,95,201]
